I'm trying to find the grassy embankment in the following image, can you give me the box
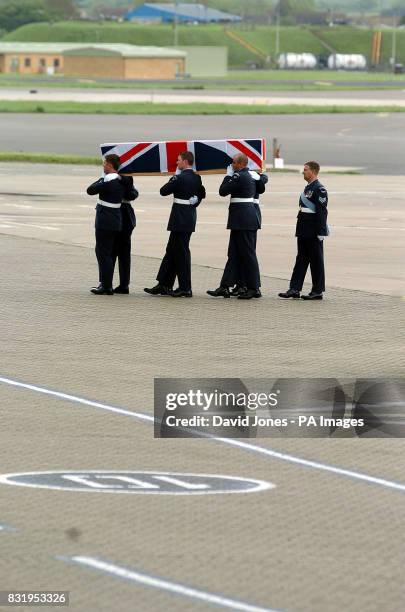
[4,22,405,69]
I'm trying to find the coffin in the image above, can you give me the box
[100,138,266,175]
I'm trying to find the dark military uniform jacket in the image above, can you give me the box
[250,171,268,229]
[219,167,259,231]
[120,175,138,233]
[160,168,206,233]
[87,172,124,232]
[296,178,328,239]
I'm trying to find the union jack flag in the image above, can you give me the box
[100,138,266,175]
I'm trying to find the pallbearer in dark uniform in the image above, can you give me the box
[144,150,206,298]
[279,161,329,301]
[228,170,268,297]
[112,175,139,294]
[87,153,124,295]
[207,153,261,300]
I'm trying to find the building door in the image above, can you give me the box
[10,57,20,73]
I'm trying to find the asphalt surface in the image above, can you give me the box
[0,164,405,612]
[1,112,405,174]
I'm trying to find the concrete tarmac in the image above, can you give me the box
[0,164,404,612]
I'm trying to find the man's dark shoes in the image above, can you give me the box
[237,288,261,300]
[171,288,192,298]
[230,285,244,297]
[278,289,300,299]
[301,292,323,300]
[90,285,113,295]
[113,286,129,294]
[144,284,171,296]
[207,286,230,298]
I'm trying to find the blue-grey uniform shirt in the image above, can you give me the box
[296,178,328,239]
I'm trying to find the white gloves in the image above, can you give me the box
[249,170,260,180]
[175,167,181,175]
[226,164,234,177]
[103,172,120,182]
[317,236,325,241]
[189,195,199,206]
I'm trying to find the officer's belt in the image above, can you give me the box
[173,198,192,205]
[230,197,254,203]
[98,199,121,209]
[299,206,315,214]
[253,198,260,204]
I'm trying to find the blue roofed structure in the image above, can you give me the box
[125,3,241,23]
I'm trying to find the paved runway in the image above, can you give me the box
[2,87,405,107]
[1,112,405,174]
[0,164,404,612]
[2,86,405,101]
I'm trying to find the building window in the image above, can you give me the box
[39,58,46,67]
[53,58,60,68]
[24,57,31,67]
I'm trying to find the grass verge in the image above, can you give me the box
[0,152,100,165]
[0,101,403,114]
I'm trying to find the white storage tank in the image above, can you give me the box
[278,53,317,69]
[327,54,367,70]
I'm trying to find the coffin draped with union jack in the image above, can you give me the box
[100,138,266,175]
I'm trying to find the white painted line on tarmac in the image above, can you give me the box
[2,375,405,494]
[0,523,17,532]
[59,555,280,612]
[3,221,60,231]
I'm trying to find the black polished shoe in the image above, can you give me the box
[237,288,260,300]
[144,284,171,296]
[230,285,244,297]
[207,286,230,298]
[170,288,193,298]
[90,285,113,295]
[301,292,323,300]
[278,289,300,299]
[113,286,129,294]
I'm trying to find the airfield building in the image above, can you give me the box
[0,42,186,79]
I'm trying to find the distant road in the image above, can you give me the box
[0,87,405,106]
[1,112,404,174]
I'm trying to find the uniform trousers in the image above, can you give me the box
[220,230,260,291]
[290,237,325,293]
[95,229,119,290]
[157,231,192,291]
[112,229,134,288]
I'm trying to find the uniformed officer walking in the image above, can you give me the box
[112,175,139,294]
[144,151,206,298]
[228,169,268,297]
[87,153,124,295]
[279,160,328,300]
[207,153,261,300]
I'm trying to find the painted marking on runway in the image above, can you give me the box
[59,556,281,612]
[0,523,17,532]
[1,375,405,494]
[2,220,60,231]
[0,470,273,496]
